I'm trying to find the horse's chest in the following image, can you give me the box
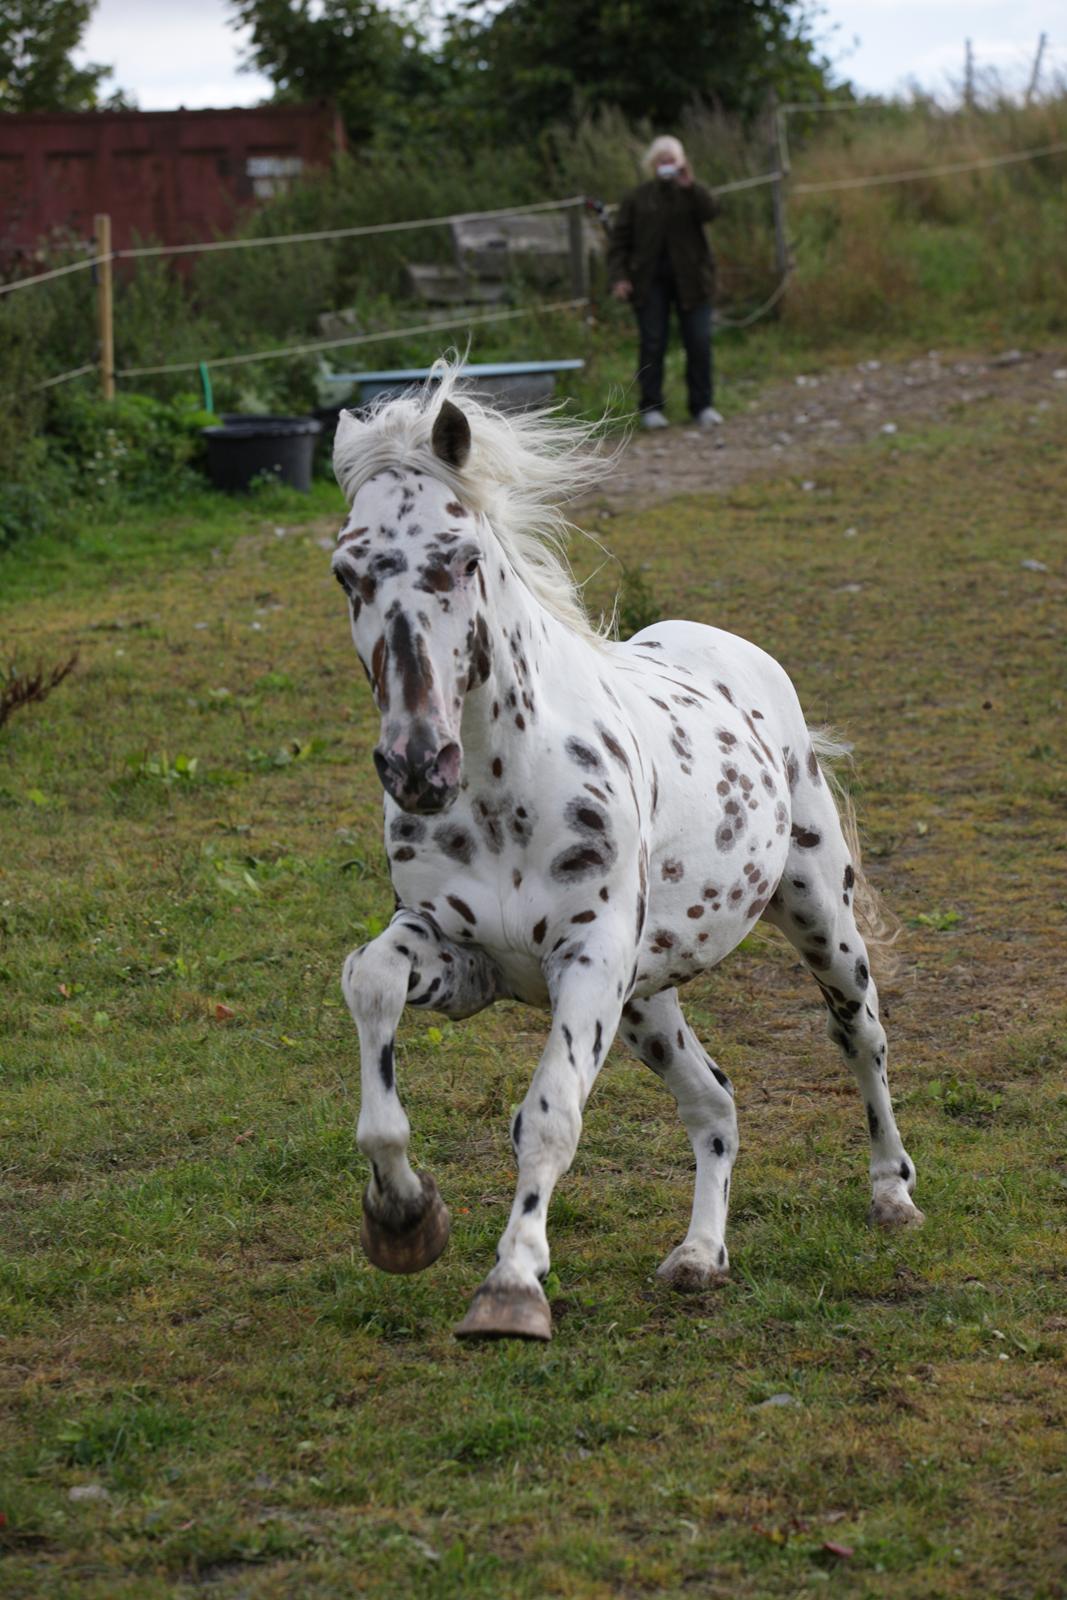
[385,793,529,891]
[384,803,551,997]
[420,876,551,1006]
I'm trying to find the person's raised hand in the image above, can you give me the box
[676,162,693,188]
[612,279,633,301]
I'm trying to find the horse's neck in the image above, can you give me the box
[461,561,596,764]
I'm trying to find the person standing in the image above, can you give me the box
[608,135,723,430]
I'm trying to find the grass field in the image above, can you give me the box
[1,380,1065,1597]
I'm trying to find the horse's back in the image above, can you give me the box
[620,619,808,744]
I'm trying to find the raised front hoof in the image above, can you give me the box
[454,1282,552,1343]
[869,1188,925,1230]
[657,1244,729,1293]
[360,1172,450,1275]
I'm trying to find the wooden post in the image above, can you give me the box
[567,202,588,301]
[775,97,792,179]
[1025,33,1047,104]
[94,212,115,400]
[964,39,975,110]
[771,181,789,287]
[767,95,791,293]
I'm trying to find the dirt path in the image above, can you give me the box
[583,346,1067,511]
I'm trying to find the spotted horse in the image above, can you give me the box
[330,363,922,1342]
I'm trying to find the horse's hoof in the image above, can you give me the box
[454,1281,552,1342]
[360,1172,450,1274]
[656,1243,729,1293]
[869,1189,925,1229]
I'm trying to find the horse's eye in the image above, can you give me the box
[464,557,480,577]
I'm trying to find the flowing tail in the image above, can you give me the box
[809,727,901,982]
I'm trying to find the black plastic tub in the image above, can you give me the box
[202,415,322,493]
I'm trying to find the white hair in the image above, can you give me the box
[809,726,901,979]
[333,356,618,643]
[643,135,686,174]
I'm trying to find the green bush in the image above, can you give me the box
[44,390,217,504]
[0,390,221,547]
[0,438,74,550]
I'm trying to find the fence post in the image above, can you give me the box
[767,95,791,294]
[964,39,975,110]
[1025,33,1047,104]
[567,202,588,301]
[94,213,115,400]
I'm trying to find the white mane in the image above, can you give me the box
[332,357,616,641]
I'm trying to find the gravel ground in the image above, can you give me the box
[584,347,1067,511]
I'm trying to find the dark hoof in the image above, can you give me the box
[360,1172,450,1275]
[454,1281,552,1342]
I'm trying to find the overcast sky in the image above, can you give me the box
[75,0,1065,112]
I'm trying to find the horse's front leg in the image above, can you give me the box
[342,908,499,1274]
[455,929,632,1343]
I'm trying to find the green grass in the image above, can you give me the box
[1,385,1065,1598]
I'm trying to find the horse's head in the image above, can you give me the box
[331,399,492,815]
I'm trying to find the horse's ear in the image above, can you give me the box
[431,399,471,469]
[333,408,364,455]
[333,409,365,496]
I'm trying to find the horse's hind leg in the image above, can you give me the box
[342,907,498,1274]
[765,818,923,1228]
[620,989,738,1289]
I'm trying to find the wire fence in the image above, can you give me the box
[0,253,110,298]
[115,195,588,263]
[116,298,591,380]
[10,123,1067,397]
[30,363,99,392]
[715,269,794,331]
[793,138,1067,193]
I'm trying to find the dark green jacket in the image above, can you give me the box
[607,178,720,310]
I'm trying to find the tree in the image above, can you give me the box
[450,0,839,136]
[229,0,434,143]
[228,0,842,153]
[0,0,116,113]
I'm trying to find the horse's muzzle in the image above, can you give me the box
[373,738,462,815]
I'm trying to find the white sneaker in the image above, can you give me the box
[695,407,724,427]
[641,409,669,430]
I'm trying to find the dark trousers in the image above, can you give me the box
[634,279,713,416]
